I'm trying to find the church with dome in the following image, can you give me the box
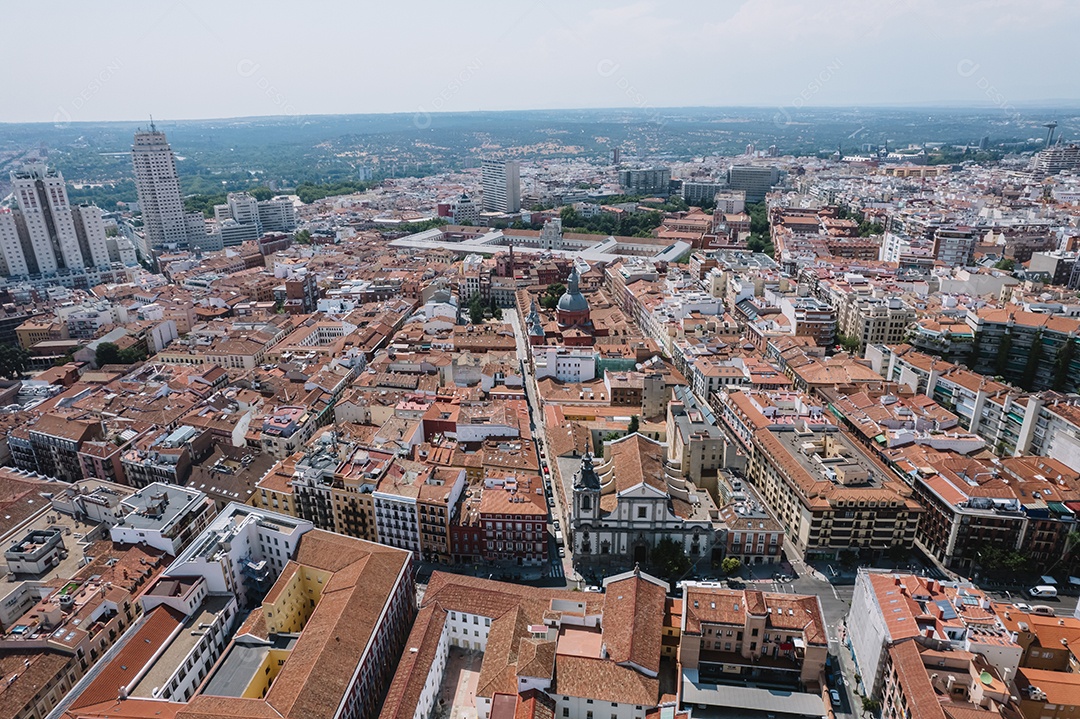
[526,265,602,348]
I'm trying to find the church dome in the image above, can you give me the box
[557,289,589,313]
[557,265,589,313]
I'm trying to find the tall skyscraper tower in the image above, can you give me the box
[132,124,189,253]
[0,164,111,280]
[481,159,521,213]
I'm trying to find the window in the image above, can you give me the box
[563,711,569,718]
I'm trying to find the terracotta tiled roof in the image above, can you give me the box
[601,573,666,674]
[378,605,448,719]
[70,605,187,710]
[552,655,658,707]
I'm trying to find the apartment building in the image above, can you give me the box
[716,389,920,559]
[779,296,837,347]
[679,584,828,689]
[374,459,465,561]
[880,641,1016,719]
[477,474,548,566]
[54,504,415,719]
[848,571,1021,699]
[619,167,671,196]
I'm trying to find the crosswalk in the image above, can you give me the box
[549,559,565,579]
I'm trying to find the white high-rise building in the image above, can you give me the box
[256,196,296,232]
[0,165,111,280]
[132,127,189,253]
[481,159,520,213]
[70,204,113,268]
[11,165,86,273]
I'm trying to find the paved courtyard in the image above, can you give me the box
[437,647,482,719]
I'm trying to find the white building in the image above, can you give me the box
[108,483,215,555]
[449,194,480,225]
[533,345,597,383]
[257,196,297,232]
[0,165,112,281]
[481,159,521,213]
[847,570,1021,699]
[167,502,313,608]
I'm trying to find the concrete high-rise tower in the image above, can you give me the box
[481,159,521,213]
[131,125,189,254]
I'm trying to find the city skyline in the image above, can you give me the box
[3,0,1079,124]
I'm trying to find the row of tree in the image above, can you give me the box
[558,206,664,238]
[467,294,503,324]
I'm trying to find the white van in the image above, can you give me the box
[1031,605,1056,616]
[1029,585,1058,598]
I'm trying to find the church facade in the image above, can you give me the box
[570,433,723,572]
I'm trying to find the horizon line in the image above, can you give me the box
[5,102,1080,127]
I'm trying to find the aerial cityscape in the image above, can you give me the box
[3,5,1080,719]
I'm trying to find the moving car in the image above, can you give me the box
[1031,605,1056,616]
[1029,585,1058,598]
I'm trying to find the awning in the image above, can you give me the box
[1042,575,1058,585]
[1069,576,1080,586]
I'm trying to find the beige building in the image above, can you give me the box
[679,584,828,688]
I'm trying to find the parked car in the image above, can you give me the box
[552,519,561,531]
[557,546,565,558]
[830,690,841,706]
[1013,602,1032,612]
[584,585,603,593]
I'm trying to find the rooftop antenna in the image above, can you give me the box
[150,114,156,132]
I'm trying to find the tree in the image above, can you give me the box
[118,346,148,364]
[994,258,1016,272]
[0,345,30,379]
[468,294,485,325]
[721,556,741,575]
[95,342,121,367]
[649,538,691,581]
[539,283,565,310]
[597,431,624,457]
[836,333,862,354]
[862,698,881,715]
[96,342,146,366]
[627,415,640,434]
[294,229,312,245]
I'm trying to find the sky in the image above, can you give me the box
[5,0,1079,124]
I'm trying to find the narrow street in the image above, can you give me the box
[504,308,578,587]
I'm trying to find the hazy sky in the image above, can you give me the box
[5,0,1078,124]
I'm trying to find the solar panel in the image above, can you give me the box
[935,600,957,620]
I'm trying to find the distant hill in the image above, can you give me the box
[1,106,1077,206]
